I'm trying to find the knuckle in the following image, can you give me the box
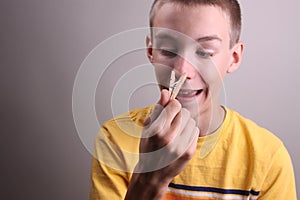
[150,123,164,135]
[149,127,174,146]
[155,135,172,148]
[160,137,172,147]
[182,146,196,160]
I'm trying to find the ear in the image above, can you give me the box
[146,35,154,63]
[227,42,244,73]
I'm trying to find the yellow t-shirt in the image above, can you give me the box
[89,106,297,200]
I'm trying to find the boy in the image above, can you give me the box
[90,0,297,199]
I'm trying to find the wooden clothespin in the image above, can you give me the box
[169,70,187,100]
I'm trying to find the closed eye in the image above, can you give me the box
[159,48,178,57]
[196,50,214,58]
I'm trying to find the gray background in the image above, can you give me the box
[1,0,299,199]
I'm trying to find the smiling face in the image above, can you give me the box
[147,3,243,121]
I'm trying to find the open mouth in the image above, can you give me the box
[160,84,204,100]
[177,89,203,98]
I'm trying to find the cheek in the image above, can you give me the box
[212,53,232,79]
[195,58,223,85]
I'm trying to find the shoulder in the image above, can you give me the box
[223,108,296,199]
[226,108,283,145]
[224,108,285,160]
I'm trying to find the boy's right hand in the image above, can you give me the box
[125,89,199,200]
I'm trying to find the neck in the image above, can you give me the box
[197,103,226,137]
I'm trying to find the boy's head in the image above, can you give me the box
[149,0,242,48]
[146,0,244,125]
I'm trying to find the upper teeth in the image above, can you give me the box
[178,90,197,96]
[179,91,191,95]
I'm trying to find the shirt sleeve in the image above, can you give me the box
[258,145,297,199]
[89,156,130,200]
[89,127,132,200]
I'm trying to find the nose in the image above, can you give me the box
[173,55,196,80]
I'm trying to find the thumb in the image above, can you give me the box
[159,89,171,107]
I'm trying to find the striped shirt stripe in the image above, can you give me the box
[168,183,260,199]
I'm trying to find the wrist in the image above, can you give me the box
[125,172,170,200]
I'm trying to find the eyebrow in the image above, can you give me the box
[197,35,222,43]
[154,33,177,41]
[154,33,222,43]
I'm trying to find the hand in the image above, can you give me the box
[125,89,199,200]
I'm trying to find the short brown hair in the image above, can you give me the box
[149,0,242,48]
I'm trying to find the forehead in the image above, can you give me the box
[152,3,230,41]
